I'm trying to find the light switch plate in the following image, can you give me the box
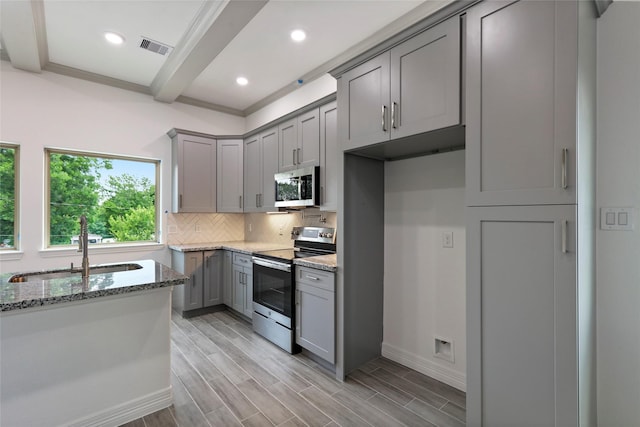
[442,231,454,248]
[600,207,635,230]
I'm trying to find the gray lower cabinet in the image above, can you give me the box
[222,250,233,306]
[338,14,461,151]
[171,250,223,316]
[467,205,579,426]
[231,252,253,318]
[295,266,335,364]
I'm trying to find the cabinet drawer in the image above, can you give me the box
[296,266,334,292]
[233,252,252,267]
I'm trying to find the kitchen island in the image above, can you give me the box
[0,260,188,427]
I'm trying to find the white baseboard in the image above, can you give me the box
[66,386,173,427]
[381,342,466,392]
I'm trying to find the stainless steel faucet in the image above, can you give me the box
[78,215,90,279]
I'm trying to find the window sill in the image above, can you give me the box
[39,243,166,258]
[0,251,24,261]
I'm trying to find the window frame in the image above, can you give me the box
[45,148,161,249]
[0,143,20,251]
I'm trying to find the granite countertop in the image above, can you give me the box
[170,241,337,272]
[294,254,337,272]
[169,241,292,255]
[0,260,188,312]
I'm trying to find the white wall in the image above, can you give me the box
[383,150,466,390]
[245,74,336,133]
[596,3,640,426]
[0,61,245,273]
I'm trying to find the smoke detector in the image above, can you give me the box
[138,37,173,56]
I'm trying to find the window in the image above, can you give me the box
[46,149,159,247]
[0,144,19,250]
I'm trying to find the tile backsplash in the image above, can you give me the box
[166,213,244,244]
[166,209,336,246]
[244,208,337,246]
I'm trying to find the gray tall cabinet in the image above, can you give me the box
[465,1,596,426]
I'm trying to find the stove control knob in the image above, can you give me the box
[326,233,333,238]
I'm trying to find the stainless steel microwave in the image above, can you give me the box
[274,166,319,208]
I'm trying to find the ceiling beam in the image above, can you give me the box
[0,0,48,72]
[151,0,268,103]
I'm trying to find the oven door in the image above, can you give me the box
[252,257,293,319]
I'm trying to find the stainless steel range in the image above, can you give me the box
[251,226,336,353]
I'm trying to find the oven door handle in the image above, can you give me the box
[252,257,292,273]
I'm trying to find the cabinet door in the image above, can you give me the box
[243,267,253,318]
[232,264,245,314]
[279,118,298,171]
[217,139,244,212]
[297,108,320,168]
[203,250,222,307]
[243,135,261,213]
[183,252,204,311]
[466,0,577,206]
[390,15,460,139]
[223,251,233,306]
[319,101,338,211]
[174,135,216,212]
[260,127,279,211]
[467,205,577,426]
[338,53,390,151]
[296,282,335,364]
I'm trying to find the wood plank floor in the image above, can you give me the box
[121,309,466,427]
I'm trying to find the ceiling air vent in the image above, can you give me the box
[138,37,173,56]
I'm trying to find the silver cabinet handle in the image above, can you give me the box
[239,195,243,209]
[305,275,320,281]
[297,148,301,165]
[179,194,183,209]
[561,220,568,253]
[259,193,263,207]
[391,102,398,129]
[293,149,297,165]
[382,105,387,132]
[295,289,300,305]
[256,194,259,208]
[561,148,568,189]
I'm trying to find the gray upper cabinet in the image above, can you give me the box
[338,15,461,152]
[244,127,278,212]
[338,53,390,150]
[170,131,216,213]
[466,0,578,206]
[319,101,338,211]
[243,134,261,213]
[389,15,461,140]
[279,108,320,172]
[217,139,244,212]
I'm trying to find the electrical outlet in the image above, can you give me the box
[442,231,454,248]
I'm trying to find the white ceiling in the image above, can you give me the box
[0,0,452,116]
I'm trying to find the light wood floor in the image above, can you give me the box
[122,309,466,427]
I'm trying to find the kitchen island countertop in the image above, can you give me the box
[0,259,188,312]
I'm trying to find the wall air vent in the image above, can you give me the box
[138,37,173,56]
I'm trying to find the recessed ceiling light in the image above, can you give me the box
[104,32,125,45]
[236,76,249,86]
[290,29,306,42]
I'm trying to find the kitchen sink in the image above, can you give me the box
[8,263,143,283]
